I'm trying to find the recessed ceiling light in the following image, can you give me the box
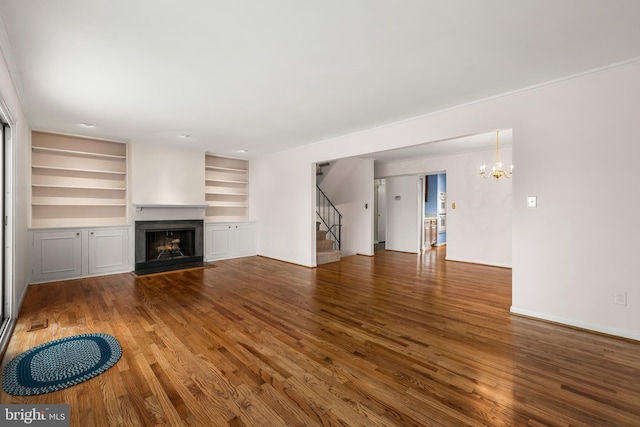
[237,149,248,153]
[80,123,94,128]
[180,134,191,138]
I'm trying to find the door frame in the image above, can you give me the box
[0,94,15,357]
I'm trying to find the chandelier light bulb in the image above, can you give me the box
[479,131,513,180]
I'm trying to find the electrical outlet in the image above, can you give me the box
[527,196,537,208]
[615,291,627,306]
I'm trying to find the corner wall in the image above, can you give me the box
[252,61,640,339]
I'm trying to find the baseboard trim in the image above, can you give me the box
[510,306,640,342]
[0,317,17,361]
[384,249,420,255]
[257,254,315,268]
[445,257,512,269]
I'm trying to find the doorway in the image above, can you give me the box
[424,173,446,250]
[375,173,447,254]
[374,179,386,251]
[0,101,14,356]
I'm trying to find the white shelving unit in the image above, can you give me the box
[31,131,128,227]
[205,154,249,222]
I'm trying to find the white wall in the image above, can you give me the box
[510,65,640,340]
[0,44,31,313]
[130,142,206,206]
[376,144,513,267]
[385,176,421,253]
[252,61,640,340]
[316,157,374,257]
[253,150,316,266]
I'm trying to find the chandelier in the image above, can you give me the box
[479,130,513,179]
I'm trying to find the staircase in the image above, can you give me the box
[316,221,341,264]
[316,181,342,265]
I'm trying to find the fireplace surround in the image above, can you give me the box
[134,219,204,275]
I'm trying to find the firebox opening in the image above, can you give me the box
[135,219,204,275]
[145,228,195,262]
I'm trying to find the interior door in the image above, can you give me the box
[385,175,421,253]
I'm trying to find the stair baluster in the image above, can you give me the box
[316,185,342,251]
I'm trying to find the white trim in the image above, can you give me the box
[510,306,640,342]
[445,256,511,269]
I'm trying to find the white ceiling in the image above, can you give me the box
[0,0,639,159]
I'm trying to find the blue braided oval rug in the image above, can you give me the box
[2,333,122,396]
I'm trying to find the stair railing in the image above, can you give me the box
[316,185,342,250]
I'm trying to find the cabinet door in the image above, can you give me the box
[235,223,257,257]
[88,228,130,274]
[33,231,82,282]
[206,223,233,261]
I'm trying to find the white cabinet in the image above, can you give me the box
[205,222,256,261]
[206,223,233,260]
[88,228,130,275]
[31,227,131,283]
[423,218,437,247]
[235,222,257,257]
[32,230,82,282]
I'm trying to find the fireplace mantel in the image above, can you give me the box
[133,204,207,221]
[134,204,208,211]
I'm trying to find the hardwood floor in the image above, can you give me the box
[1,247,639,426]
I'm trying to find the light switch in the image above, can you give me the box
[527,196,537,208]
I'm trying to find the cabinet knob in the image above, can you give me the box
[76,232,80,236]
[90,231,94,236]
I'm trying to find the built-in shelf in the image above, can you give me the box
[32,184,126,190]
[32,146,127,159]
[31,131,128,228]
[205,190,249,196]
[205,165,248,173]
[205,154,249,222]
[205,178,249,184]
[207,202,249,208]
[32,202,127,206]
[32,165,127,174]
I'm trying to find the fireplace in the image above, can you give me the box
[135,220,204,275]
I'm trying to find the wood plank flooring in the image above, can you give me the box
[1,247,639,426]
